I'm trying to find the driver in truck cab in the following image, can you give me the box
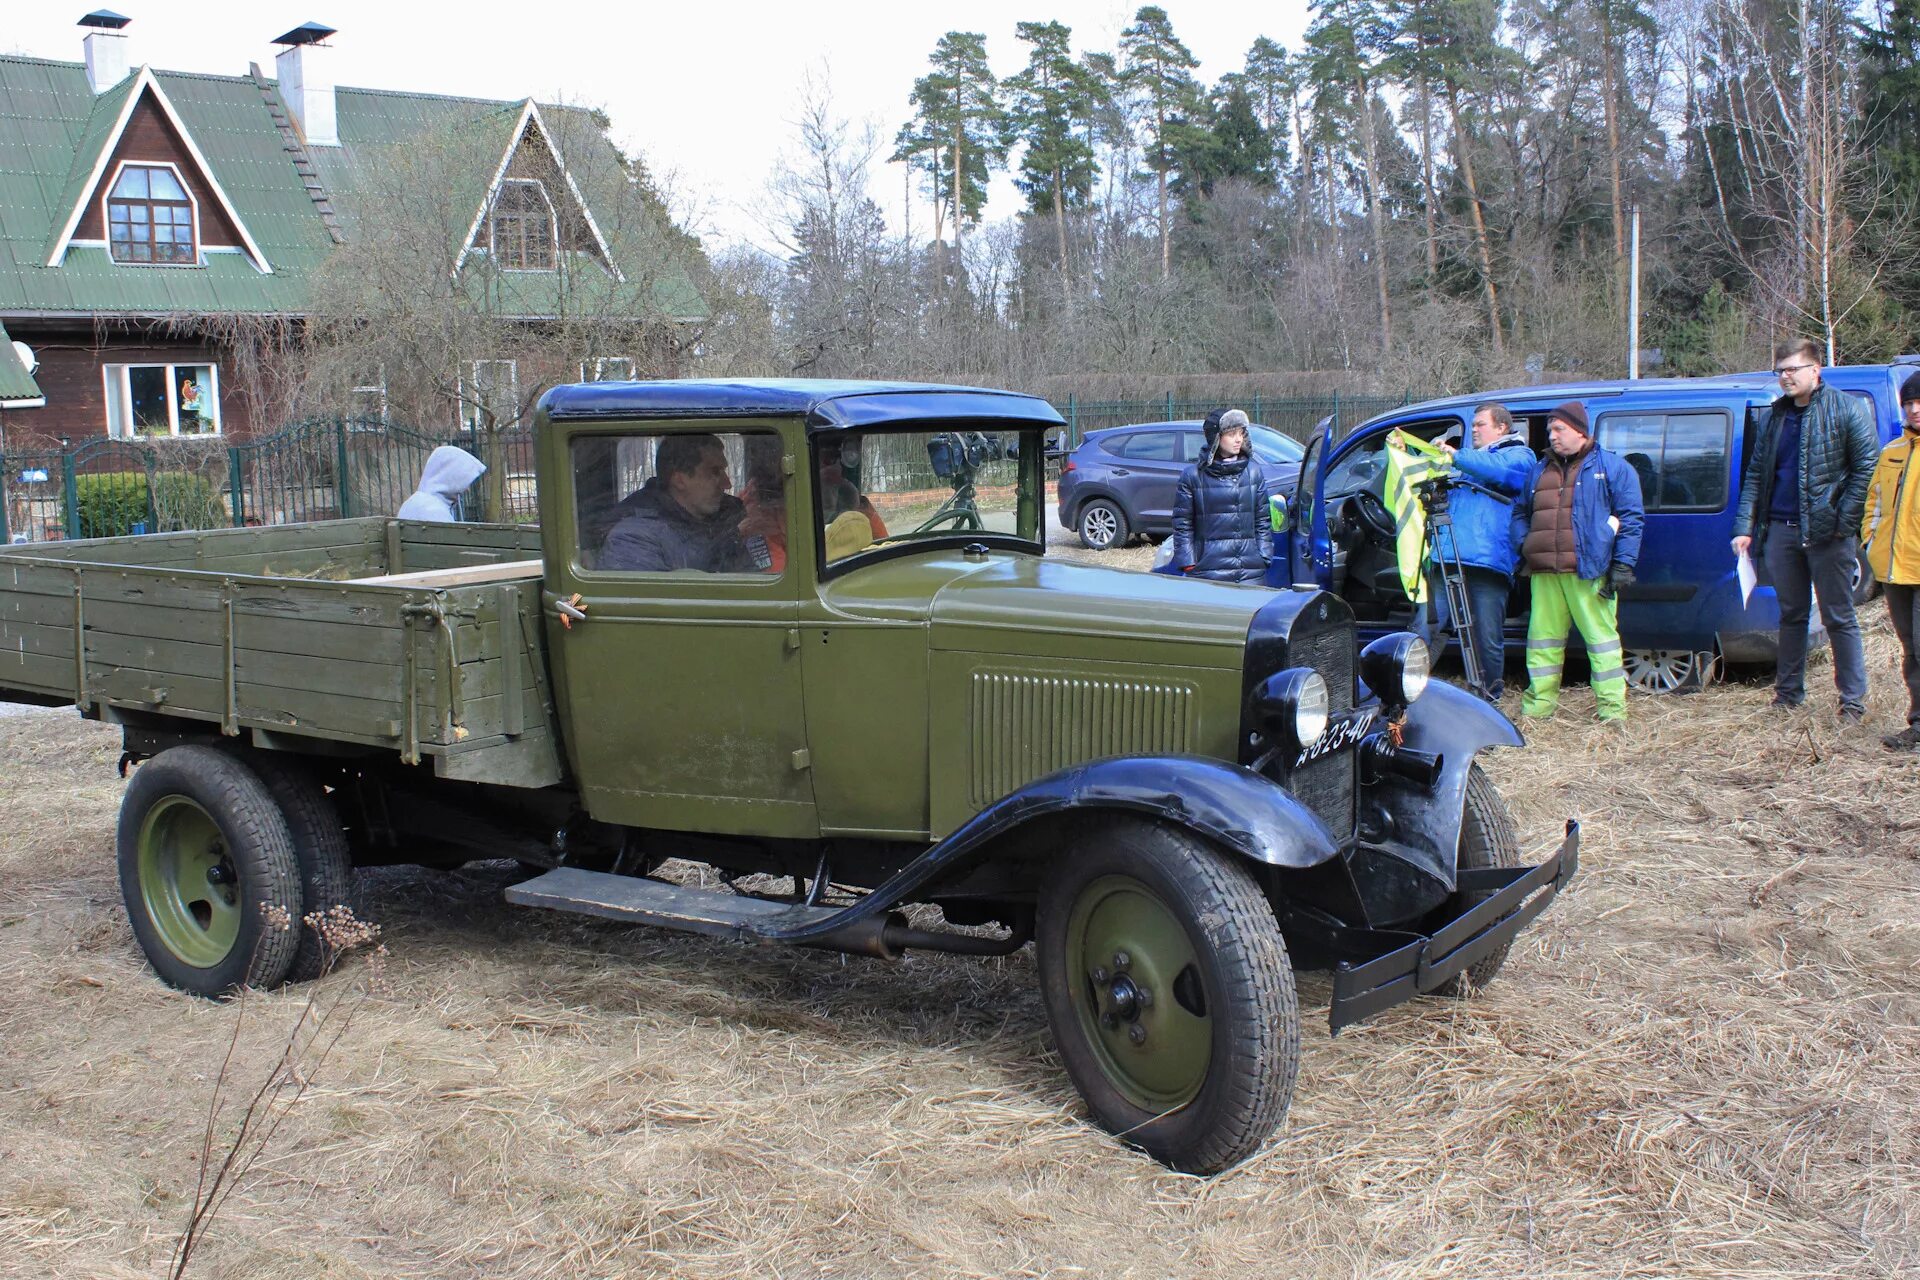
[599,433,758,573]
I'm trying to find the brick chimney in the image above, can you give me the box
[272,21,339,147]
[79,9,132,95]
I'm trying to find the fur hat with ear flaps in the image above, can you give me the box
[1202,407,1250,450]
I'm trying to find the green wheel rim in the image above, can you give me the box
[1065,874,1212,1111]
[136,796,242,969]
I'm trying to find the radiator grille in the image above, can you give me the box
[969,671,1196,808]
[1282,621,1358,838]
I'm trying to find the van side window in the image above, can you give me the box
[1596,411,1730,513]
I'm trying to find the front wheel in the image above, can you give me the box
[117,746,303,996]
[1851,551,1879,606]
[1431,763,1523,995]
[1076,499,1128,551]
[1037,819,1298,1174]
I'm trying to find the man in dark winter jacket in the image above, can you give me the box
[1731,339,1880,721]
[1170,408,1270,584]
[1510,401,1645,722]
[1414,403,1535,699]
[600,434,757,573]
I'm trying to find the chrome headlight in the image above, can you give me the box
[1360,633,1430,708]
[1252,668,1330,753]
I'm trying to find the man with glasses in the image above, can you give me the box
[1731,339,1880,721]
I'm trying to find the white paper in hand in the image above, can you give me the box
[1737,549,1757,608]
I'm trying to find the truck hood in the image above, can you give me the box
[822,551,1270,667]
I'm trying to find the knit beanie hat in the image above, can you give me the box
[1901,372,1920,405]
[1549,401,1591,436]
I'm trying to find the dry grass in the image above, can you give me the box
[0,590,1915,1278]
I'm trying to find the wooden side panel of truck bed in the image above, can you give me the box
[0,520,563,788]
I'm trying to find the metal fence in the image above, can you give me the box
[0,418,534,544]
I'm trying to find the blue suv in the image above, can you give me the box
[1056,420,1304,549]
[1275,376,1813,693]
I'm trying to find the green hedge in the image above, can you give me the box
[68,472,151,539]
[153,472,228,532]
[65,470,229,538]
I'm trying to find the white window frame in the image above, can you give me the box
[490,178,558,272]
[103,361,221,439]
[348,366,389,427]
[101,160,202,268]
[580,356,636,382]
[461,359,520,432]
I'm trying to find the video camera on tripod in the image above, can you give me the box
[1405,431,1504,696]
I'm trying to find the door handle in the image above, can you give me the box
[549,592,589,629]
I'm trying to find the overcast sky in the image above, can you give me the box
[8,0,1314,252]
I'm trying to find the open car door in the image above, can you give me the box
[1276,414,1336,588]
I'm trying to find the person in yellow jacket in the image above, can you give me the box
[1862,372,1920,751]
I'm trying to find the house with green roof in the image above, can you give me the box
[0,12,705,446]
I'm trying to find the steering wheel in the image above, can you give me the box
[1340,490,1397,543]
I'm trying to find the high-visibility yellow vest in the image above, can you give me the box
[1383,431,1450,603]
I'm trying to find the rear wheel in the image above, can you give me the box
[1076,499,1127,551]
[1851,551,1879,605]
[1037,819,1298,1174]
[1431,763,1522,996]
[1622,647,1717,694]
[117,746,303,996]
[245,755,356,982]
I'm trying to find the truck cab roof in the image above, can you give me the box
[539,379,1065,432]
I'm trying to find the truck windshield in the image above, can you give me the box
[814,427,1039,565]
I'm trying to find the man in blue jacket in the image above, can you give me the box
[1511,401,1646,722]
[1417,403,1535,699]
[1730,339,1880,721]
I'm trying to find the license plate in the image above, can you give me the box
[1295,707,1378,768]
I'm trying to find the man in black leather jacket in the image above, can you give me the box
[1731,339,1880,720]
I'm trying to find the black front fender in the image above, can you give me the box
[1353,682,1524,922]
[754,755,1340,947]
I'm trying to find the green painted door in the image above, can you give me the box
[545,427,817,838]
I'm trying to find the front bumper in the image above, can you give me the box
[1327,820,1580,1034]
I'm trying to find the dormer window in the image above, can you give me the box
[107,163,197,265]
[491,179,555,270]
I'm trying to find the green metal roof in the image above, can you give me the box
[0,54,705,321]
[0,320,46,404]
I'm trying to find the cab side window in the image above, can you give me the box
[570,429,783,575]
[1596,411,1730,513]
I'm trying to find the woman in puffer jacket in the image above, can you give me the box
[1170,408,1269,583]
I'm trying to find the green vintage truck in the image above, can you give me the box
[0,380,1576,1173]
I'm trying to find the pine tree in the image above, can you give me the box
[1008,21,1099,288]
[1120,6,1202,277]
[891,31,1009,276]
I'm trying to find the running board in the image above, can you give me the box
[505,867,898,957]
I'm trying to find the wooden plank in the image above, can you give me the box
[77,599,407,666]
[80,631,407,703]
[84,665,409,740]
[0,649,80,695]
[352,559,542,588]
[434,730,564,787]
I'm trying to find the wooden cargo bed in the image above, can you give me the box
[0,519,562,787]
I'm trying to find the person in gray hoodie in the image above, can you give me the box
[397,446,486,523]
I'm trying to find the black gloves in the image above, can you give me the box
[1598,563,1634,600]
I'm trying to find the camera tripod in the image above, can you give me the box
[1413,473,1501,696]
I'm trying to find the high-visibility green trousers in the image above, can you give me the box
[1522,572,1628,721]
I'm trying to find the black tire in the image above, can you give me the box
[1432,763,1523,996]
[1076,498,1128,551]
[117,746,303,996]
[1851,550,1880,606]
[245,755,357,982]
[1036,818,1298,1174]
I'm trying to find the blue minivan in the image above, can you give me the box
[1274,376,1812,693]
